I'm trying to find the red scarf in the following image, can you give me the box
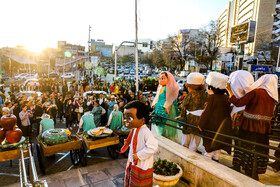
[117,126,143,165]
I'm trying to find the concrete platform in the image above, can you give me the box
[4,159,128,187]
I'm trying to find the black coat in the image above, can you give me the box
[198,94,233,154]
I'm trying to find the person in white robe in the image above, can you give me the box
[118,100,158,187]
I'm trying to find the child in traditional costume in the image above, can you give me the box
[226,72,278,179]
[178,72,208,151]
[152,71,180,141]
[198,72,233,161]
[118,101,158,187]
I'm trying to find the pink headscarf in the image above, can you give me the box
[152,71,180,114]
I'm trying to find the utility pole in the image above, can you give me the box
[48,55,50,78]
[276,47,280,70]
[135,0,139,99]
[63,56,65,83]
[88,25,92,78]
[114,51,117,80]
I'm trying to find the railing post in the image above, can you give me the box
[252,153,258,180]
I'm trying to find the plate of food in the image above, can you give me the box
[88,127,113,139]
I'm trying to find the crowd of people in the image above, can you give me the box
[0,70,279,181]
[0,76,158,137]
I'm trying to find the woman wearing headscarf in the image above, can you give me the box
[106,104,123,130]
[39,113,54,134]
[107,95,116,120]
[152,71,180,141]
[226,71,278,179]
[91,100,102,127]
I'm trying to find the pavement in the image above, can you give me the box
[0,117,128,187]
[5,158,127,187]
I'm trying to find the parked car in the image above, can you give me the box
[109,68,114,74]
[16,91,42,98]
[49,72,60,78]
[14,73,29,80]
[24,78,40,87]
[123,69,129,75]
[143,91,157,98]
[176,79,186,90]
[1,74,9,82]
[140,73,147,79]
[178,71,188,77]
[130,71,135,75]
[60,72,75,79]
[83,91,108,98]
[23,73,39,80]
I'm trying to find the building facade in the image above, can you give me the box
[91,39,113,57]
[272,0,280,44]
[117,45,135,57]
[217,0,276,59]
[56,41,87,71]
[217,2,232,47]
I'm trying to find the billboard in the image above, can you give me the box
[180,29,190,33]
[230,21,256,44]
[91,56,99,67]
[212,60,222,71]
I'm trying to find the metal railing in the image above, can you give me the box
[149,114,280,180]
[19,144,48,187]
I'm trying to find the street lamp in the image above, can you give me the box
[135,0,139,98]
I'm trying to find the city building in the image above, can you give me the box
[217,0,277,61]
[177,29,199,44]
[217,2,232,48]
[176,29,200,58]
[272,0,280,44]
[90,39,113,57]
[117,45,135,57]
[1,46,38,76]
[56,41,87,71]
[137,39,154,53]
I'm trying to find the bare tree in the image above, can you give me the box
[200,20,220,70]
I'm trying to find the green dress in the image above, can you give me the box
[40,118,54,134]
[154,87,179,141]
[109,111,123,130]
[82,113,96,132]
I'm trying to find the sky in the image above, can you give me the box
[0,0,229,53]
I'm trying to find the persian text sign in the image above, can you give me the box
[230,21,256,44]
[250,65,273,73]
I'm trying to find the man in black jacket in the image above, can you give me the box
[33,100,44,135]
[56,94,64,122]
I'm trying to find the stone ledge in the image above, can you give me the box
[154,134,265,187]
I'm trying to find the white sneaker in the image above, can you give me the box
[70,127,73,130]
[73,124,76,127]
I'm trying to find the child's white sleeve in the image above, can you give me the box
[137,131,158,161]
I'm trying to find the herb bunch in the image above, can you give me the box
[153,158,180,176]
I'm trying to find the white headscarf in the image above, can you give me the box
[229,70,278,116]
